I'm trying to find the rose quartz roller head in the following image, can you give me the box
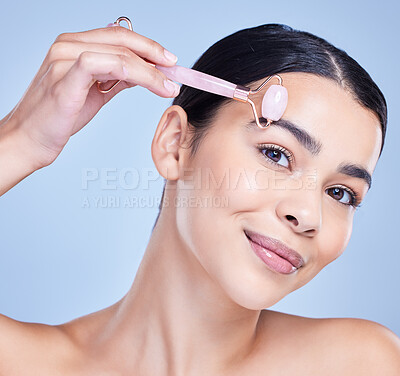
[156,64,288,129]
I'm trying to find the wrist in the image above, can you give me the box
[0,118,55,172]
[0,119,51,196]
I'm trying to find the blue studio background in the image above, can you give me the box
[0,0,399,336]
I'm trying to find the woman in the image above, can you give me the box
[0,19,399,375]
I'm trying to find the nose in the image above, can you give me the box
[275,189,322,236]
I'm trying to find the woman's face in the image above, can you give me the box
[174,72,382,310]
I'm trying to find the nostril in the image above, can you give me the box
[286,215,299,226]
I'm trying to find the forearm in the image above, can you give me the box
[0,120,43,196]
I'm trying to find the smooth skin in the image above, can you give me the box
[0,24,400,376]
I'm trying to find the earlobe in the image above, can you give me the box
[151,105,189,181]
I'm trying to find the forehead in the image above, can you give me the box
[217,72,383,174]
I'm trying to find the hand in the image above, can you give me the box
[1,23,180,169]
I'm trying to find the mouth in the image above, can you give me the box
[244,229,305,274]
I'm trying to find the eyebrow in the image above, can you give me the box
[337,163,372,190]
[246,117,322,156]
[246,116,372,190]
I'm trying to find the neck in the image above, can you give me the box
[94,207,263,375]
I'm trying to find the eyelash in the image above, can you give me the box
[256,143,295,167]
[256,143,362,209]
[328,185,362,209]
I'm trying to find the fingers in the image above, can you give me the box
[45,30,181,98]
[52,51,179,114]
[44,40,180,97]
[54,26,178,68]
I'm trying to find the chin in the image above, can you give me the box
[221,276,290,311]
[232,291,286,311]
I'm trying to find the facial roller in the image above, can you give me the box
[97,16,288,129]
[156,64,288,129]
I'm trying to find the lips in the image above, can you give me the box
[244,229,304,269]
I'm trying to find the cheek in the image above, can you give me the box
[199,144,283,215]
[316,209,354,268]
[174,152,239,272]
[174,140,265,286]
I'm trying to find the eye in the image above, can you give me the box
[257,144,293,168]
[326,186,361,209]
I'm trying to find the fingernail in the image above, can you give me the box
[107,22,117,27]
[163,49,178,63]
[164,79,180,95]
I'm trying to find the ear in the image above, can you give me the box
[151,105,190,181]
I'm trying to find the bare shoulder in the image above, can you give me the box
[256,310,400,375]
[320,316,400,375]
[0,313,81,375]
[0,300,123,375]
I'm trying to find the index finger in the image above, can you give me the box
[55,26,178,67]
